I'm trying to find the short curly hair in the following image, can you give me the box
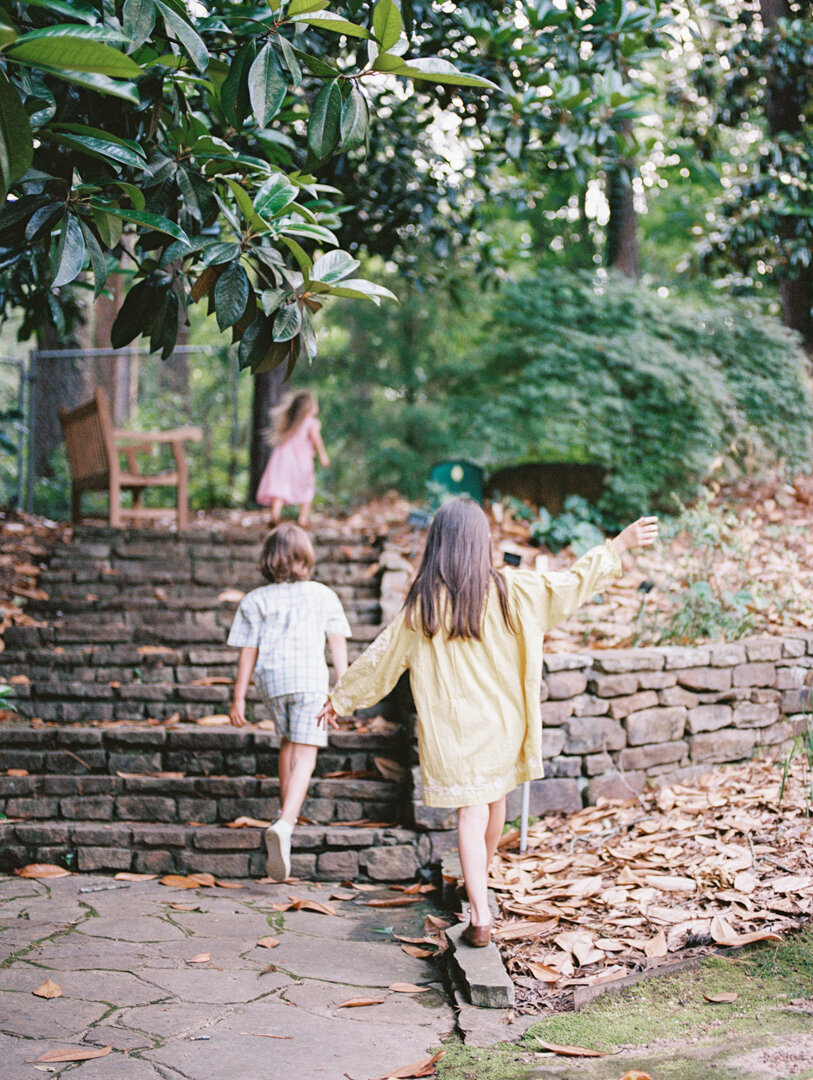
[259,523,315,583]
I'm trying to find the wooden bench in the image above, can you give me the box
[58,388,202,529]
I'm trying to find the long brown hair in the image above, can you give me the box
[404,498,515,640]
[268,391,316,445]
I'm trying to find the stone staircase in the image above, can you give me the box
[0,524,426,881]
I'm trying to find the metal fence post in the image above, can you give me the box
[25,348,37,513]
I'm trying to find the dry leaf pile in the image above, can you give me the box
[491,756,813,1013]
[0,510,67,656]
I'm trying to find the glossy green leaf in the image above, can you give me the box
[279,234,312,273]
[223,178,257,224]
[22,0,96,20]
[111,181,146,211]
[6,34,142,79]
[24,203,62,243]
[254,173,298,218]
[372,0,402,51]
[237,315,271,370]
[111,280,156,349]
[0,19,17,48]
[0,70,33,205]
[11,24,131,46]
[300,308,317,361]
[248,45,287,129]
[87,201,190,244]
[47,129,147,170]
[221,40,255,127]
[278,221,337,245]
[273,301,302,341]
[214,260,250,329]
[91,208,123,248]
[312,248,359,283]
[78,219,108,297]
[277,36,302,87]
[323,277,398,303]
[374,54,499,89]
[291,11,370,38]
[288,0,330,13]
[340,87,368,151]
[307,80,342,161]
[201,240,241,266]
[155,0,208,72]
[123,0,156,50]
[51,214,86,288]
[26,68,140,102]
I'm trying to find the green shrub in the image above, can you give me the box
[530,495,607,555]
[467,270,813,520]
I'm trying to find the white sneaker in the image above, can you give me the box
[265,820,292,881]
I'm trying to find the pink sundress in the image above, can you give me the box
[256,416,318,506]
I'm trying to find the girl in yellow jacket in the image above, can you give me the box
[318,498,658,946]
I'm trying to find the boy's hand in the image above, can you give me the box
[611,516,659,555]
[317,700,340,730]
[229,700,247,728]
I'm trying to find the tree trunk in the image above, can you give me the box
[759,0,812,353]
[248,367,288,503]
[90,267,138,423]
[605,117,639,277]
[31,324,87,481]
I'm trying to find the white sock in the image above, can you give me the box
[275,818,293,837]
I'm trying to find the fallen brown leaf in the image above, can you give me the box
[388,983,431,994]
[400,944,434,959]
[365,897,421,908]
[167,903,200,912]
[257,937,280,950]
[6,768,28,777]
[251,1033,293,1039]
[14,863,70,879]
[36,1046,112,1063]
[187,953,212,964]
[137,645,175,656]
[536,1040,604,1058]
[32,979,62,999]
[189,873,217,886]
[704,992,739,1003]
[619,1073,654,1080]
[215,879,244,889]
[195,714,231,726]
[373,1048,445,1079]
[114,872,157,882]
[226,816,272,829]
[159,875,200,889]
[337,997,386,1008]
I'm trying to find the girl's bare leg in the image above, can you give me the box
[269,498,283,525]
[279,741,318,825]
[458,804,491,927]
[485,795,506,867]
[298,501,312,527]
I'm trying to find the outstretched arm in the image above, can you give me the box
[536,516,659,631]
[318,614,410,729]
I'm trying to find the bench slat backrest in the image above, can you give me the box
[58,388,114,486]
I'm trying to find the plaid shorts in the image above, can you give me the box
[262,691,328,748]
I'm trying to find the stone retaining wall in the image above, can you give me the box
[408,634,813,849]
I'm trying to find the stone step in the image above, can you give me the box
[0,819,426,881]
[2,622,382,650]
[0,770,402,828]
[0,724,406,781]
[40,563,380,591]
[29,592,381,616]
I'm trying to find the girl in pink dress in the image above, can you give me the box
[256,391,330,526]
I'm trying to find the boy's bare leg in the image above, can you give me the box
[458,804,491,927]
[279,741,318,825]
[269,498,283,525]
[278,738,292,813]
[485,795,506,867]
[298,500,312,527]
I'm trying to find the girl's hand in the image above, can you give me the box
[229,700,247,728]
[611,516,659,555]
[317,700,340,730]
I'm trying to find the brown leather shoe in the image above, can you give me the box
[461,922,491,948]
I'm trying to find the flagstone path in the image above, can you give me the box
[0,873,457,1080]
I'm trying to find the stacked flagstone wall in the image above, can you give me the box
[406,635,813,857]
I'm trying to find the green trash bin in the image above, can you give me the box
[429,460,484,504]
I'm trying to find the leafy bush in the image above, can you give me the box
[530,495,607,556]
[467,270,813,520]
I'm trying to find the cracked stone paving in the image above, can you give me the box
[0,874,457,1079]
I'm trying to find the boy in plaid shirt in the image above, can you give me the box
[228,523,351,880]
